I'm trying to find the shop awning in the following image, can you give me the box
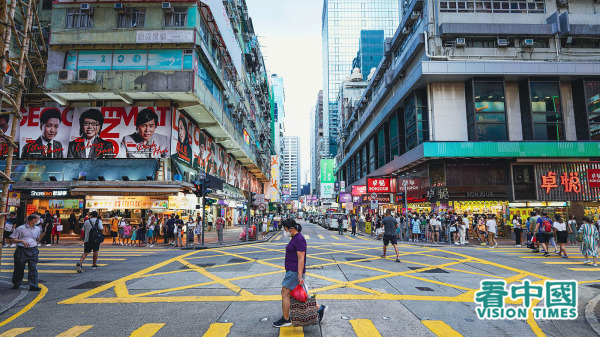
[0,159,159,181]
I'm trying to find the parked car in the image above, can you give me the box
[318,216,326,227]
[325,213,349,230]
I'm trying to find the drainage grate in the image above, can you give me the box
[416,287,434,292]
[345,257,370,263]
[587,284,600,290]
[69,281,111,289]
[420,268,448,274]
[228,258,249,263]
[179,263,215,269]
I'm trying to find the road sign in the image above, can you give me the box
[371,193,377,200]
[371,200,378,209]
[259,203,266,211]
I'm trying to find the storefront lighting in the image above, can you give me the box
[49,176,57,181]
[122,176,130,181]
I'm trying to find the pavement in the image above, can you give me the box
[0,220,598,336]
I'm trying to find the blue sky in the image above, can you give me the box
[246,0,323,184]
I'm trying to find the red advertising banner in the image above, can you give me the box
[588,169,600,188]
[367,177,391,193]
[351,185,366,196]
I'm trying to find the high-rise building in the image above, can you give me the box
[338,0,600,220]
[283,136,301,200]
[322,0,399,157]
[352,30,385,81]
[311,90,326,194]
[270,74,286,156]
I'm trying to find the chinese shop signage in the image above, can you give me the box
[351,185,366,196]
[397,178,421,192]
[367,178,391,193]
[535,163,600,201]
[361,194,391,204]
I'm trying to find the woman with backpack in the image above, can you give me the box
[579,217,599,266]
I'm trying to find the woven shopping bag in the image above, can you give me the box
[290,297,319,326]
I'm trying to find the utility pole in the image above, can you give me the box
[0,0,45,270]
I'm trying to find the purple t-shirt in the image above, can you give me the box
[285,232,307,272]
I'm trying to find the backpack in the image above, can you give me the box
[88,219,105,244]
[541,218,553,234]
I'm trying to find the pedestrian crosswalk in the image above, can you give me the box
[0,247,157,276]
[0,319,463,336]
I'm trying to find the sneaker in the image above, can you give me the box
[544,252,549,257]
[272,316,292,328]
[494,244,498,248]
[395,258,400,263]
[515,244,521,247]
[594,263,598,267]
[562,255,569,259]
[76,263,82,273]
[454,242,459,245]
[489,246,494,249]
[408,239,413,242]
[583,260,591,264]
[45,244,51,247]
[2,244,8,248]
[12,284,19,289]
[380,254,385,258]
[37,244,42,247]
[318,305,328,324]
[532,249,540,253]
[91,265,99,270]
[10,244,15,247]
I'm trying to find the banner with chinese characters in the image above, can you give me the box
[367,177,391,193]
[535,163,600,201]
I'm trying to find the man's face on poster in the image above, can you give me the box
[0,118,8,133]
[42,118,60,140]
[82,118,100,140]
[137,120,156,142]
[178,120,186,143]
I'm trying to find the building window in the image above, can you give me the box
[512,165,536,200]
[440,0,545,14]
[165,7,187,27]
[530,82,564,140]
[389,114,399,159]
[369,137,376,173]
[361,146,367,176]
[42,0,52,10]
[378,127,386,168]
[405,91,428,152]
[573,80,600,141]
[65,9,93,28]
[117,8,145,28]
[466,79,508,141]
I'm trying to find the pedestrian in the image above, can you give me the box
[195,216,203,244]
[186,216,195,246]
[147,218,155,248]
[175,215,184,247]
[51,211,61,244]
[579,216,599,266]
[76,211,103,273]
[380,210,401,262]
[262,215,268,239]
[118,217,126,245]
[273,219,327,328]
[131,225,137,246]
[10,214,42,291]
[41,210,53,246]
[534,211,553,257]
[69,211,77,235]
[486,215,498,249]
[411,215,420,242]
[110,215,119,245]
[512,215,523,246]
[477,216,487,245]
[452,217,460,245]
[351,215,357,237]
[207,212,214,231]
[337,215,343,235]
[567,215,578,246]
[166,214,176,246]
[553,214,568,258]
[136,219,146,247]
[122,220,131,246]
[3,212,17,248]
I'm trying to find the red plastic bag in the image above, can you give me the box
[291,284,307,302]
[531,236,537,243]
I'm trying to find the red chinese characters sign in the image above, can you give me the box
[588,169,600,188]
[367,178,391,193]
[535,163,600,202]
[540,171,581,194]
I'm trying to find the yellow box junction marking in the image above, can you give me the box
[317,235,325,240]
[55,325,94,337]
[130,323,165,337]
[279,326,303,336]
[202,323,233,337]
[0,328,34,337]
[350,319,382,337]
[421,320,462,337]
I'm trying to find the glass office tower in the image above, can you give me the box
[322,0,399,157]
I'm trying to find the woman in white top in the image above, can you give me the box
[486,215,498,248]
[553,214,568,258]
[457,216,467,245]
[512,215,523,247]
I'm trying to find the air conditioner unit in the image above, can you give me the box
[384,38,392,57]
[496,38,509,47]
[401,27,410,35]
[384,71,393,88]
[80,3,92,11]
[58,69,76,83]
[78,69,96,83]
[522,39,534,47]
[114,3,125,11]
[161,2,172,12]
[455,38,466,47]
[411,10,421,20]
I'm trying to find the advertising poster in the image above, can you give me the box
[69,107,170,159]
[0,110,20,158]
[171,109,196,167]
[20,107,73,159]
[320,159,335,199]
[270,155,281,202]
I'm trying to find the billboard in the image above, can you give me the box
[0,110,20,158]
[20,107,73,158]
[270,155,281,202]
[320,159,335,199]
[367,177,391,193]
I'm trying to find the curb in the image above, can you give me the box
[180,232,279,250]
[585,292,600,336]
[0,281,28,316]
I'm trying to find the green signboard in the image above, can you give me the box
[320,159,335,183]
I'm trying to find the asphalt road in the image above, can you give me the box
[0,221,598,336]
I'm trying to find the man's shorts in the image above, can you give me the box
[383,234,397,246]
[479,231,487,235]
[536,232,551,243]
[84,242,100,253]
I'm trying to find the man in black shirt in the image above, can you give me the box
[165,214,176,246]
[380,210,401,262]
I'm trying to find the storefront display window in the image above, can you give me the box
[429,164,445,187]
[466,79,508,141]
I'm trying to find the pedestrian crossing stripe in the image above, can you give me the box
[130,323,165,336]
[421,320,463,336]
[330,235,341,240]
[304,235,310,240]
[567,268,600,271]
[0,327,34,337]
[350,319,382,337]
[279,326,303,336]
[318,235,325,240]
[55,325,93,337]
[345,236,356,241]
[203,323,232,337]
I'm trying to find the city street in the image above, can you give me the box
[0,221,598,336]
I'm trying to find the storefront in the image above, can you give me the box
[16,187,85,230]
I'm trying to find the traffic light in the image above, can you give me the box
[203,178,212,196]
[250,192,256,205]
[194,180,203,197]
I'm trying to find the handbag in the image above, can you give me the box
[290,297,318,326]
[576,233,583,242]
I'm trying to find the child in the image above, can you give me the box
[123,221,131,246]
[131,226,137,247]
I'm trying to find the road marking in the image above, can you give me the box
[518,256,585,259]
[304,235,310,240]
[350,319,382,337]
[56,325,94,337]
[330,235,341,240]
[317,235,325,240]
[345,236,356,241]
[130,323,165,337]
[2,263,108,267]
[202,323,233,336]
[421,320,462,337]
[0,328,34,337]
[0,285,47,328]
[568,268,600,271]
[279,326,303,336]
[542,261,583,265]
[354,236,371,241]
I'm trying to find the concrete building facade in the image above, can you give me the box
[282,136,301,200]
